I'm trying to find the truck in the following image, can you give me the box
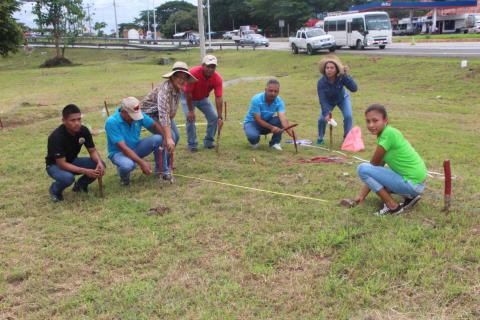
[232,25,258,44]
[466,14,480,33]
[288,28,336,55]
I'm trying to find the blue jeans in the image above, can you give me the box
[181,94,218,149]
[318,93,353,142]
[357,163,425,199]
[110,134,165,180]
[243,117,283,146]
[46,157,98,196]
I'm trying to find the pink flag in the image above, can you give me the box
[341,126,365,152]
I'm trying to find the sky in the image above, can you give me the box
[14,0,198,34]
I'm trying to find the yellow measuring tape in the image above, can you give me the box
[173,173,329,203]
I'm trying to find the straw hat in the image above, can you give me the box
[319,55,345,76]
[162,61,197,83]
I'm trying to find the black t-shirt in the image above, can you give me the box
[45,125,95,166]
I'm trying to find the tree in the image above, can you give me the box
[33,0,85,59]
[0,0,24,57]
[94,21,107,37]
[161,9,198,38]
[135,1,196,35]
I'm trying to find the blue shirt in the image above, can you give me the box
[244,92,286,124]
[317,75,358,110]
[105,108,155,158]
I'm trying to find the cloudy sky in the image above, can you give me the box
[14,0,197,33]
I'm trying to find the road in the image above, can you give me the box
[28,41,480,58]
[252,41,480,58]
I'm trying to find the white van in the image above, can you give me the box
[324,11,392,50]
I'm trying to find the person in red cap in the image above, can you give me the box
[181,54,223,152]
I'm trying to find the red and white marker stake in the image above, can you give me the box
[443,160,452,213]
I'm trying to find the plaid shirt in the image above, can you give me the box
[141,80,180,127]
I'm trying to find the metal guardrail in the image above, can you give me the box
[25,37,262,51]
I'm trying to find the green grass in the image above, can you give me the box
[394,33,480,42]
[1,48,479,319]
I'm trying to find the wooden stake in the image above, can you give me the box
[224,101,227,121]
[0,117,4,130]
[98,176,104,198]
[292,130,298,154]
[443,160,452,214]
[103,101,110,117]
[329,112,333,151]
[215,125,222,154]
[151,82,154,90]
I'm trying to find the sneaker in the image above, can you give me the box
[120,176,130,186]
[401,195,421,211]
[270,143,283,151]
[251,143,260,149]
[189,147,198,153]
[373,203,403,216]
[204,144,216,149]
[316,138,324,145]
[162,174,174,183]
[49,186,64,203]
[72,182,88,193]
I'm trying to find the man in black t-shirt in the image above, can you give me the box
[46,104,106,202]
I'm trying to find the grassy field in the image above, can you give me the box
[0,48,479,319]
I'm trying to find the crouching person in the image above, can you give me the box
[105,96,173,185]
[243,79,293,151]
[354,104,427,216]
[141,61,197,179]
[46,104,106,202]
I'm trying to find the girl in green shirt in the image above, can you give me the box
[355,104,427,216]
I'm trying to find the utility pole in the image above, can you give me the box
[207,0,212,50]
[197,0,206,60]
[152,0,157,40]
[85,3,92,35]
[147,7,150,33]
[113,0,119,38]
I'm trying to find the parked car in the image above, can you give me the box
[239,34,269,47]
[223,31,236,40]
[289,28,335,55]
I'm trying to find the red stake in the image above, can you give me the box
[158,146,163,178]
[443,160,452,214]
[169,151,175,183]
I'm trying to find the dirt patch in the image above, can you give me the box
[40,56,72,68]
[146,205,171,216]
[223,76,274,88]
[464,68,480,80]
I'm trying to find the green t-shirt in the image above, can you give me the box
[377,125,427,185]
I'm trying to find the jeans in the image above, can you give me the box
[110,134,164,180]
[318,93,353,142]
[357,163,425,199]
[46,157,98,195]
[243,117,283,146]
[181,94,218,149]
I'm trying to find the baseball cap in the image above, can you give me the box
[202,54,217,66]
[121,97,143,121]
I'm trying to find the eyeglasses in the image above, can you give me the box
[205,64,216,69]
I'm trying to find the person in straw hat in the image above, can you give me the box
[316,55,358,145]
[141,61,197,180]
[105,96,171,186]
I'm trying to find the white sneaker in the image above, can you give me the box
[251,143,260,149]
[270,143,282,151]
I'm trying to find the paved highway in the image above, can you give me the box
[251,41,480,58]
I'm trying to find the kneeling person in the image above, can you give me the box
[106,97,173,185]
[243,79,293,151]
[46,104,106,202]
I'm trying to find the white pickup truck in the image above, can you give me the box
[289,28,336,55]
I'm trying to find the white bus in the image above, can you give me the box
[324,11,392,50]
